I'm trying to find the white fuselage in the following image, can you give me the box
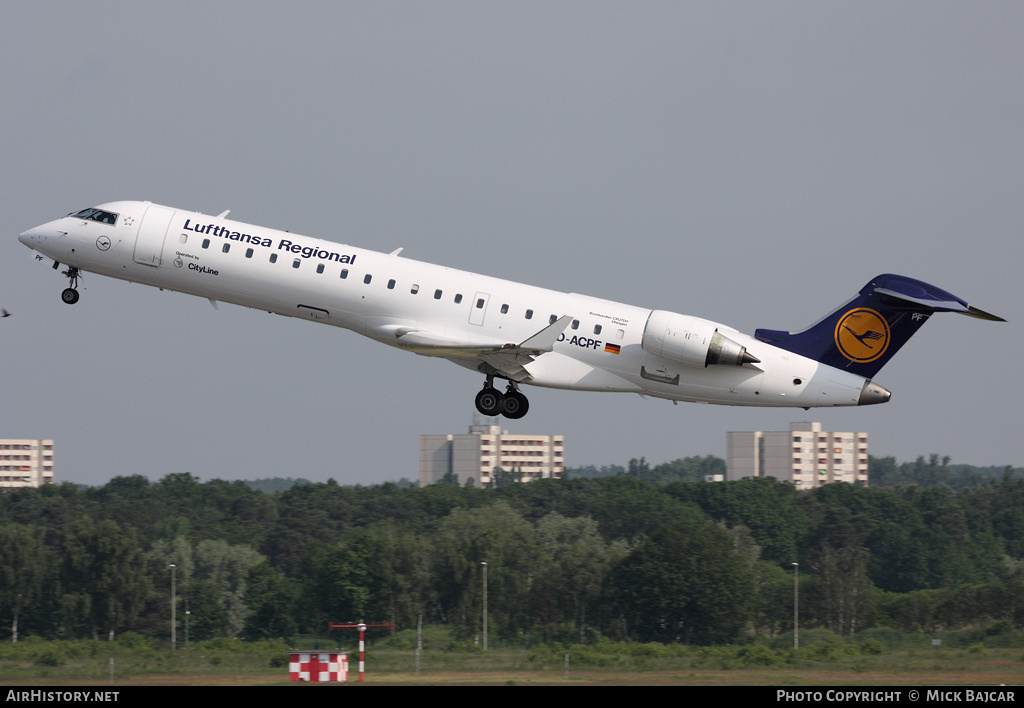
[19,200,876,409]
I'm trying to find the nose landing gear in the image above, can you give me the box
[60,267,81,305]
[474,377,530,419]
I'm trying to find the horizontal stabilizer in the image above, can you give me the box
[964,305,1006,322]
[872,287,1006,321]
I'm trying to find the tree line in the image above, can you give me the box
[567,454,1023,489]
[0,458,1022,646]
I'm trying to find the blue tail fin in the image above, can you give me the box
[754,274,1004,378]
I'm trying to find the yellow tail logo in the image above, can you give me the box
[834,308,890,363]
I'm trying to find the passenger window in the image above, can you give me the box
[549,314,557,324]
[476,298,485,309]
[269,253,278,263]
[223,244,230,253]
[500,304,509,314]
[292,259,300,269]
[525,309,533,320]
[202,239,210,249]
[316,263,325,274]
[363,274,372,284]
[571,319,579,329]
[245,248,254,258]
[594,324,602,335]
[411,284,420,294]
[387,279,396,290]
[179,234,188,244]
[454,294,463,304]
[340,269,348,279]
[434,289,443,300]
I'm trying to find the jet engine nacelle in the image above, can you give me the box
[641,310,759,367]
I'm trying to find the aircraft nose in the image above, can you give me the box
[18,227,38,247]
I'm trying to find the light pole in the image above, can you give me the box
[481,561,488,651]
[169,564,176,651]
[791,562,799,650]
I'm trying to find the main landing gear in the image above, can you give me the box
[59,266,81,305]
[474,377,530,420]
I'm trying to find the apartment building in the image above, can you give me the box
[0,439,54,488]
[727,422,868,487]
[420,425,564,487]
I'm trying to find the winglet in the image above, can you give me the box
[518,315,573,354]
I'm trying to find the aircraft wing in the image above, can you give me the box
[393,316,573,382]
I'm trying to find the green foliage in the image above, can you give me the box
[854,626,905,647]
[192,636,248,653]
[532,512,629,644]
[859,638,884,655]
[187,580,228,642]
[35,645,65,667]
[241,562,301,640]
[810,546,876,635]
[799,633,862,661]
[666,476,808,563]
[0,523,49,642]
[59,517,150,640]
[297,536,381,632]
[193,539,265,637]
[750,560,794,639]
[242,478,313,494]
[2,465,1024,647]
[433,501,538,641]
[116,631,154,651]
[870,455,1024,491]
[607,519,755,644]
[737,643,781,666]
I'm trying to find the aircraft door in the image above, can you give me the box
[133,205,175,267]
[469,292,490,326]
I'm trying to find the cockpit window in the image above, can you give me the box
[69,207,118,225]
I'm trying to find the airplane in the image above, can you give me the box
[18,201,1004,418]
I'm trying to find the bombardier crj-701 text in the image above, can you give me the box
[19,201,1004,418]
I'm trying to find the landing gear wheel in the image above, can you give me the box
[475,387,505,416]
[60,267,81,304]
[501,390,529,419]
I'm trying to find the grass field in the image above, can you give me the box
[1,642,1021,686]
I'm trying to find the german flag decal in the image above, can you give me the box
[605,343,621,354]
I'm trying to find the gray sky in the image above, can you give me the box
[3,2,1022,487]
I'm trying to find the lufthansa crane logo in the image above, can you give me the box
[834,308,890,363]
